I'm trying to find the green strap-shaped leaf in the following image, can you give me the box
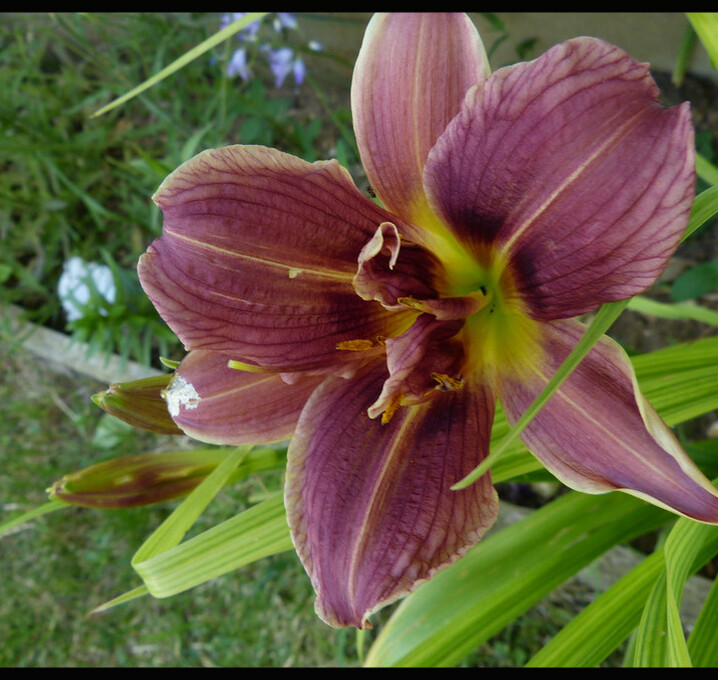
[0,499,66,538]
[96,446,292,607]
[696,154,718,187]
[632,515,718,667]
[663,523,713,666]
[132,445,251,564]
[687,13,718,69]
[527,519,718,668]
[688,572,718,666]
[91,585,150,614]
[627,296,718,327]
[132,492,292,598]
[683,184,718,241]
[630,569,673,667]
[364,491,668,667]
[526,547,665,667]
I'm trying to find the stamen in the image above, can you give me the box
[398,292,491,320]
[431,372,464,391]
[381,392,403,425]
[227,359,274,372]
[397,295,427,312]
[336,337,385,351]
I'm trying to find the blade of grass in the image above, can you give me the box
[0,500,67,538]
[92,13,268,118]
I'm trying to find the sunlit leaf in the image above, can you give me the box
[132,493,293,598]
[528,518,718,667]
[687,13,718,69]
[364,491,668,667]
[688,574,718,666]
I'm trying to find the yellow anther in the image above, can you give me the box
[336,337,386,351]
[397,296,427,312]
[336,339,377,351]
[431,372,464,391]
[381,392,403,425]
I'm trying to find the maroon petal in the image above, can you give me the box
[285,358,498,628]
[165,350,326,445]
[352,12,489,234]
[139,145,415,371]
[498,319,718,522]
[353,222,444,310]
[425,37,695,319]
[368,314,466,421]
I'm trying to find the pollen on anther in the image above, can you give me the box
[381,393,403,425]
[336,339,377,351]
[431,372,464,391]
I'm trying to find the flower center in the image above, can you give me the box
[445,244,545,386]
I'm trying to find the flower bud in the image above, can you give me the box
[92,374,183,435]
[49,449,228,508]
[49,446,287,508]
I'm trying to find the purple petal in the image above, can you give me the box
[498,319,718,522]
[353,222,443,311]
[285,358,498,628]
[292,57,306,86]
[166,350,326,445]
[351,13,489,233]
[139,145,416,372]
[425,37,695,319]
[367,313,466,420]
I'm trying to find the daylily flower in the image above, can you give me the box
[137,13,718,628]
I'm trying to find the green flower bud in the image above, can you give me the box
[92,374,183,435]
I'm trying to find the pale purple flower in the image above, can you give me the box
[274,13,297,31]
[220,12,313,88]
[262,45,306,87]
[226,47,251,80]
[221,12,261,41]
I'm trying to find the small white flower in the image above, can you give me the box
[58,256,116,322]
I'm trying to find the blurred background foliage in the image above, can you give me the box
[1,12,359,367]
